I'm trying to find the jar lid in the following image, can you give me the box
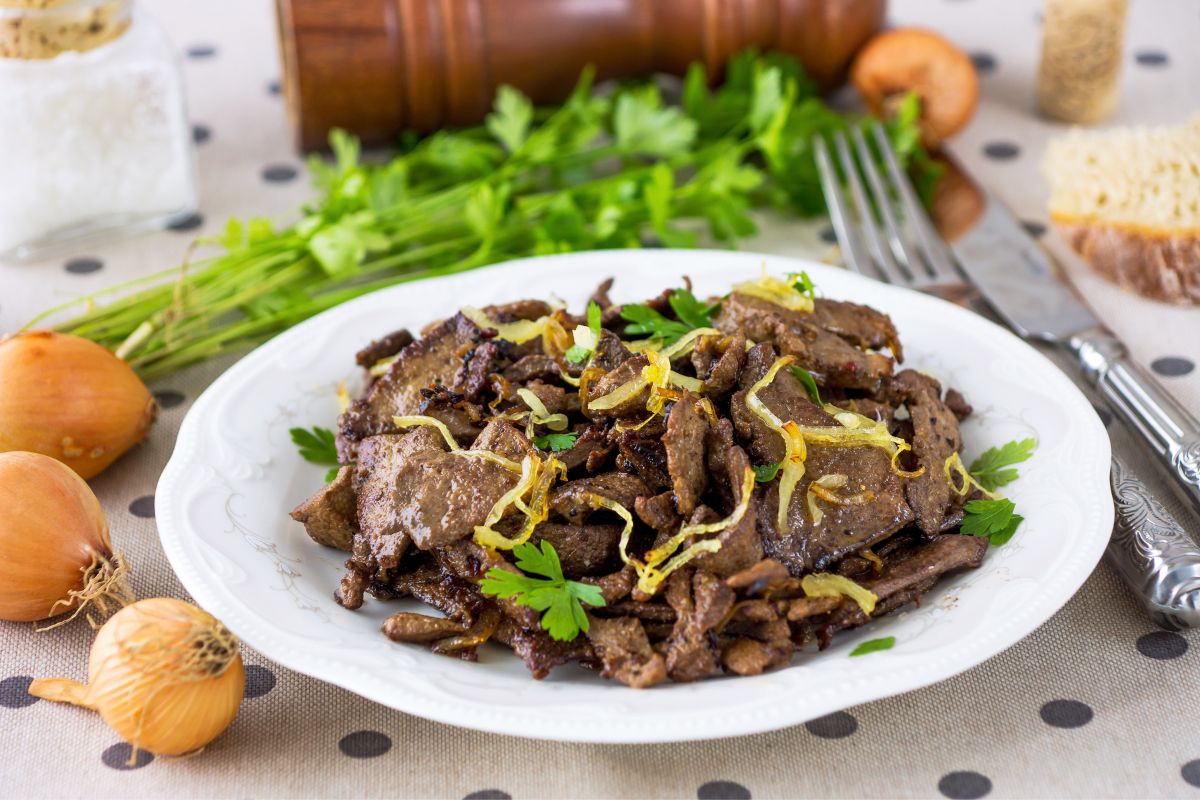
[0,0,130,60]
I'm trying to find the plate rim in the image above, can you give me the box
[156,248,1113,743]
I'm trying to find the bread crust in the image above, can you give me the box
[1053,219,1200,305]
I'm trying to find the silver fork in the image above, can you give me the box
[813,122,1200,629]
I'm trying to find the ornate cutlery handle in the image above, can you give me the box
[1072,329,1200,519]
[1107,455,1200,629]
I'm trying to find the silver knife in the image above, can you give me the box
[951,187,1200,521]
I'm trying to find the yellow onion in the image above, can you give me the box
[0,451,132,623]
[29,598,245,757]
[0,331,156,479]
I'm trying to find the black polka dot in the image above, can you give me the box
[0,676,38,708]
[1137,631,1188,660]
[1182,760,1200,788]
[244,665,277,698]
[102,743,154,770]
[970,52,997,73]
[1135,50,1169,67]
[463,792,511,800]
[267,79,282,96]
[339,730,391,758]
[262,164,299,183]
[938,771,992,800]
[1151,356,1194,377]
[64,257,103,275]
[185,44,216,59]
[128,495,155,518]
[697,781,751,800]
[1021,220,1046,238]
[982,142,1020,161]
[153,389,186,409]
[804,710,858,739]
[192,124,211,144]
[1040,699,1093,728]
[166,212,204,232]
[1092,404,1113,428]
[819,225,838,244]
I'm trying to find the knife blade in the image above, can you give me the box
[948,179,1200,521]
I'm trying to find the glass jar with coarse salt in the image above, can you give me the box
[0,0,197,262]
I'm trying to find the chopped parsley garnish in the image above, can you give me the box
[790,270,816,299]
[968,437,1036,492]
[961,498,1024,546]
[753,462,782,483]
[789,365,822,405]
[564,301,603,364]
[849,636,895,657]
[621,288,719,346]
[289,426,341,482]
[479,541,606,641]
[532,431,579,452]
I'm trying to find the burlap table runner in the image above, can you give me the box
[2,0,1199,797]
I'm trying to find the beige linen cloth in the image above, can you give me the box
[1,0,1199,797]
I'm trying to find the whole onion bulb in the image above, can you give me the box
[31,598,246,758]
[0,451,133,623]
[0,331,156,479]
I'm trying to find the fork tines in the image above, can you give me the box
[814,122,959,289]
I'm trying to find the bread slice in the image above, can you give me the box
[1043,117,1200,304]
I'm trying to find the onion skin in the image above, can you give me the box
[0,331,156,479]
[31,598,246,757]
[0,451,115,622]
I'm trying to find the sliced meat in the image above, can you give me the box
[664,571,735,683]
[593,330,635,371]
[810,298,903,360]
[382,612,469,643]
[457,340,502,403]
[944,387,973,420]
[887,369,965,535]
[586,616,668,688]
[555,423,613,472]
[663,392,709,516]
[388,564,485,624]
[355,329,414,368]
[340,313,483,445]
[635,491,681,535]
[721,636,793,676]
[715,292,894,390]
[502,354,562,384]
[550,472,652,524]
[290,465,357,551]
[355,427,520,553]
[692,331,747,396]
[725,559,790,594]
[589,277,615,312]
[730,363,831,466]
[691,421,763,577]
[824,534,988,632]
[585,355,649,418]
[493,619,594,680]
[757,443,915,575]
[417,385,485,443]
[580,564,637,604]
[612,430,671,489]
[533,522,624,578]
[519,380,569,415]
[471,418,535,462]
[484,299,553,322]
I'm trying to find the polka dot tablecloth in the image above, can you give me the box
[1,0,1199,797]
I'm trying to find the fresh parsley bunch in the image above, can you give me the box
[41,51,934,379]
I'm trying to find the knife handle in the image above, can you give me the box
[1107,455,1200,629]
[1071,329,1200,518]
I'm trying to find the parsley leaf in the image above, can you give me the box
[532,432,579,452]
[486,85,533,153]
[849,636,895,657]
[753,462,782,483]
[790,270,815,299]
[290,426,338,465]
[987,513,1024,547]
[969,438,1037,492]
[621,288,718,346]
[961,498,1019,539]
[564,300,603,365]
[789,365,822,406]
[290,426,341,483]
[613,86,698,158]
[479,541,606,641]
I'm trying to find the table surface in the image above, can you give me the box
[2,1,1200,798]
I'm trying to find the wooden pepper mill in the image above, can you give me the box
[276,0,886,151]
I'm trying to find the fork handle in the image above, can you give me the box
[1071,329,1200,518]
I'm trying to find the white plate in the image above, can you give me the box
[157,249,1112,743]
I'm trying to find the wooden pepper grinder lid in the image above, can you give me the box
[276,0,886,151]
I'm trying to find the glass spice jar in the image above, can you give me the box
[0,0,197,261]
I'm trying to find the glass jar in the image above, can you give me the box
[0,0,197,261]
